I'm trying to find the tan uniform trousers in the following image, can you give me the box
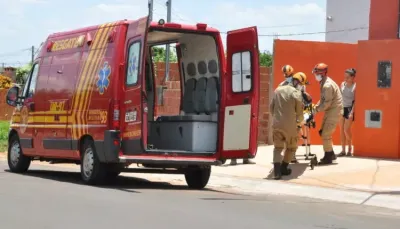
[273,129,298,163]
[320,109,341,152]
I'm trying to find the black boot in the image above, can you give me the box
[332,151,337,160]
[273,163,282,180]
[281,161,292,176]
[318,151,334,165]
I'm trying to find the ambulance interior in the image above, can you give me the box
[145,31,220,153]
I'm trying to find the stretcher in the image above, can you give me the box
[295,103,319,169]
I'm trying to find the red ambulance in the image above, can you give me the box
[5,16,260,189]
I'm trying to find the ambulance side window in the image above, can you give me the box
[23,63,40,98]
[126,41,141,86]
[232,51,252,93]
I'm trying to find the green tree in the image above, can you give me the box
[16,63,32,84]
[259,50,272,67]
[152,46,178,63]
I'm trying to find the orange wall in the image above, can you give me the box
[272,39,357,145]
[353,40,400,159]
[369,0,399,40]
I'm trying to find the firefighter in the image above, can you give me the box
[312,63,343,165]
[279,64,295,86]
[270,72,306,180]
[279,64,299,163]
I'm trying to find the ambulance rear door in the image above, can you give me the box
[219,26,260,160]
[120,16,149,155]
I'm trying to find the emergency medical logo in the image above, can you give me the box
[96,61,111,95]
[20,106,29,134]
[128,54,137,78]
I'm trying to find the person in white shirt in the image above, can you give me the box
[338,68,356,157]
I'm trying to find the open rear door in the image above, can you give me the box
[120,16,149,155]
[220,26,260,160]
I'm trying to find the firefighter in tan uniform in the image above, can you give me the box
[270,72,306,180]
[279,65,312,163]
[312,63,343,165]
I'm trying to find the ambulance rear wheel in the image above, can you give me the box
[7,135,31,173]
[184,166,211,190]
[80,140,108,185]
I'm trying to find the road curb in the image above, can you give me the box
[204,173,400,211]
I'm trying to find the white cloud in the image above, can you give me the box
[194,2,326,51]
[0,0,327,64]
[83,2,149,26]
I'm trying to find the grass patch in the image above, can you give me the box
[0,121,9,152]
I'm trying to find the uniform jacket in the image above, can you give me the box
[270,84,304,137]
[315,77,343,125]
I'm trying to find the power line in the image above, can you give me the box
[0,48,31,58]
[154,0,194,23]
[220,26,369,37]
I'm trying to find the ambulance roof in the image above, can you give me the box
[47,20,129,39]
[46,18,220,39]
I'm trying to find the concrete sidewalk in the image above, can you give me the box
[1,145,400,210]
[213,145,400,193]
[127,145,400,210]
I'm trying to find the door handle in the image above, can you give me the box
[243,97,249,104]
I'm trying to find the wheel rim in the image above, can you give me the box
[10,142,21,167]
[82,148,94,178]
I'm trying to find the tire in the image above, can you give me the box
[80,140,108,185]
[184,166,211,190]
[7,135,31,173]
[220,159,227,165]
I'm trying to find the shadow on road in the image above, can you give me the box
[264,162,309,180]
[4,169,245,196]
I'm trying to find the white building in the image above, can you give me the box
[325,0,371,43]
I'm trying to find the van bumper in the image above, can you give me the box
[118,155,221,166]
[95,130,121,163]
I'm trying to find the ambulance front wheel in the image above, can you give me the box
[184,166,211,190]
[7,135,31,173]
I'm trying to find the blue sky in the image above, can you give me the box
[0,0,326,67]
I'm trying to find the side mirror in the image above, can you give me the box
[6,86,20,107]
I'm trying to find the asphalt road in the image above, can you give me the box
[0,160,399,229]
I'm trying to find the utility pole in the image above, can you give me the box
[31,45,35,64]
[148,0,153,21]
[165,0,172,81]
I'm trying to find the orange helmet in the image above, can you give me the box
[292,72,307,85]
[282,65,294,77]
[312,63,328,74]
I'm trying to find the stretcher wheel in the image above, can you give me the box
[310,156,318,170]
